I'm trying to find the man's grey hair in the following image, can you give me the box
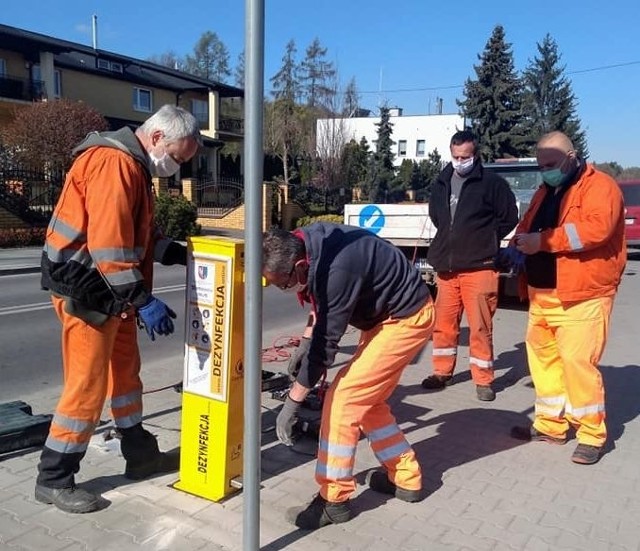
[138,104,202,145]
[263,228,305,274]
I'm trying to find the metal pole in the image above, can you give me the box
[243,0,264,550]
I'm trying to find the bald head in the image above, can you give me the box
[537,131,575,154]
[536,131,580,186]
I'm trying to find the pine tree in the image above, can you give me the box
[521,34,588,156]
[270,40,300,102]
[184,31,231,82]
[458,25,527,161]
[267,40,303,185]
[299,38,336,110]
[366,106,396,202]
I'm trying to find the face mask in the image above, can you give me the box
[281,281,307,294]
[149,145,180,178]
[541,168,565,187]
[541,155,578,188]
[452,157,475,176]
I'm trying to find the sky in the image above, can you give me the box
[2,1,640,166]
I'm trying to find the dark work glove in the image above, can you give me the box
[163,242,188,266]
[276,395,303,446]
[138,296,177,341]
[288,337,311,381]
[496,246,526,274]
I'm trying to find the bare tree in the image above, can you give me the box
[234,50,245,88]
[147,51,185,71]
[2,99,108,170]
[315,79,349,192]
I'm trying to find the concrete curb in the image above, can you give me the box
[0,266,41,276]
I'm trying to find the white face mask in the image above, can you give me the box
[452,157,475,176]
[149,145,180,178]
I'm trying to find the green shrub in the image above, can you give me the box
[0,227,46,248]
[295,214,344,228]
[155,193,201,240]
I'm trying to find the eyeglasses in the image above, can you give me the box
[276,265,297,290]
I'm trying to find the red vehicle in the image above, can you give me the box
[618,180,640,248]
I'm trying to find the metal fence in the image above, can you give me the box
[195,176,244,218]
[0,167,64,225]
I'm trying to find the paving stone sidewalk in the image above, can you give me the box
[1,254,639,550]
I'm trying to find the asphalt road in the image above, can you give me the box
[0,264,309,412]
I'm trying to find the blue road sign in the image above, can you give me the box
[359,205,385,234]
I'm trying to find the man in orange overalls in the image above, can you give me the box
[422,130,518,401]
[263,223,435,530]
[509,131,626,465]
[36,105,201,513]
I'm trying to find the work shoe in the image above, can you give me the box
[510,425,566,445]
[571,443,602,465]
[421,374,453,390]
[35,484,101,514]
[476,385,496,401]
[287,494,351,530]
[124,450,180,480]
[366,470,423,503]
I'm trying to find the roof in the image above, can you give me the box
[0,23,244,98]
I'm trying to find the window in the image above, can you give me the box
[31,64,62,98]
[191,99,208,125]
[398,140,407,157]
[416,139,426,157]
[97,59,123,73]
[0,59,6,77]
[133,88,152,112]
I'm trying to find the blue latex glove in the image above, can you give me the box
[137,296,176,341]
[497,246,527,274]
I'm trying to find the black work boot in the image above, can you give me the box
[286,495,351,530]
[421,374,453,390]
[35,484,101,514]
[366,470,423,502]
[119,424,180,480]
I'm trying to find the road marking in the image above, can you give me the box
[0,284,186,316]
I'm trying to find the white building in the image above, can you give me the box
[316,108,465,167]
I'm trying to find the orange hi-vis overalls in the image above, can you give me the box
[515,164,626,447]
[315,300,435,503]
[45,296,142,449]
[37,129,171,488]
[431,268,498,386]
[526,289,612,446]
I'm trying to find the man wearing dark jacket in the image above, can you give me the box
[36,105,201,513]
[422,130,518,401]
[263,223,435,530]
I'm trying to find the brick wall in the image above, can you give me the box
[193,183,273,232]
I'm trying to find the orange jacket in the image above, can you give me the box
[41,128,172,316]
[516,164,626,302]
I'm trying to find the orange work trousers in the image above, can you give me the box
[526,288,613,447]
[316,299,435,503]
[43,296,143,458]
[431,269,498,386]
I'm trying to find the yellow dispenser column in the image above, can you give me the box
[174,236,244,501]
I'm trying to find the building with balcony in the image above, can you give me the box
[0,22,244,186]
